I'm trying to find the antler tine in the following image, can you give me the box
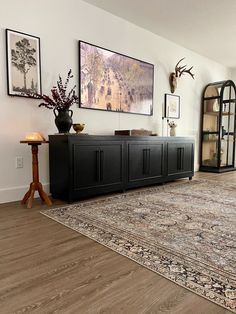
[180,66,194,79]
[187,66,194,79]
[175,58,186,77]
[175,57,185,69]
[177,65,187,76]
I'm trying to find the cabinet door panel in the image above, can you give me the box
[148,144,164,177]
[128,144,146,181]
[73,144,99,189]
[128,142,164,182]
[167,143,193,175]
[72,142,123,191]
[100,144,123,185]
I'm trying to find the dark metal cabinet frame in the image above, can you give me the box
[200,80,236,173]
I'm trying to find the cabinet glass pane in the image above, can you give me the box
[220,139,234,167]
[221,101,235,167]
[204,99,220,115]
[202,142,218,167]
[203,112,219,133]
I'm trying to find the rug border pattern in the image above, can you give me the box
[41,202,236,313]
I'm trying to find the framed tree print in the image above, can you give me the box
[6,29,42,98]
[164,93,180,119]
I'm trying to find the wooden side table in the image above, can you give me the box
[20,140,52,209]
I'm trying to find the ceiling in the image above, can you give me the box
[83,0,236,68]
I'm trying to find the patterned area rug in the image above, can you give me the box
[41,179,236,312]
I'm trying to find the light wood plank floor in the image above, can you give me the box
[1,171,235,314]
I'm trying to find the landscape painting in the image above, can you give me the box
[79,41,154,115]
[6,29,41,98]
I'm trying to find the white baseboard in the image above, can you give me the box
[0,183,50,204]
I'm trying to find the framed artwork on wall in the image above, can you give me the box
[79,40,154,116]
[6,29,42,98]
[164,93,180,119]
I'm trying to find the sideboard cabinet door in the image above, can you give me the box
[127,141,164,188]
[166,142,194,180]
[72,141,124,199]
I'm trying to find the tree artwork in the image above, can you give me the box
[11,38,37,92]
[6,29,41,98]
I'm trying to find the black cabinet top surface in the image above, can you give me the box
[49,134,194,142]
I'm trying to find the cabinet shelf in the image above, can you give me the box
[203,139,234,143]
[203,139,218,142]
[204,111,234,116]
[223,99,236,103]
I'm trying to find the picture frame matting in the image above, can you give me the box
[164,93,180,119]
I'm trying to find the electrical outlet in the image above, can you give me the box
[16,156,23,168]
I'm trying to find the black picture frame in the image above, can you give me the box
[79,40,154,116]
[164,93,180,119]
[6,29,42,98]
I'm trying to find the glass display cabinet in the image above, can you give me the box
[200,80,236,172]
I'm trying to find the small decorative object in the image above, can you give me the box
[115,129,153,136]
[25,132,46,141]
[54,109,73,133]
[73,123,85,134]
[204,86,219,112]
[223,103,228,112]
[79,41,154,115]
[6,29,42,98]
[168,121,177,136]
[35,70,79,133]
[169,58,194,93]
[221,126,226,139]
[213,101,220,112]
[165,94,180,119]
[203,130,210,141]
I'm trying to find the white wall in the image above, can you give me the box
[0,0,231,203]
[231,69,236,83]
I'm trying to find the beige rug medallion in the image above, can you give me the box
[41,180,236,312]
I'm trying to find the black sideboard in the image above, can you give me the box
[49,135,194,202]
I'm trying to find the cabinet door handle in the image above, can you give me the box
[100,150,104,181]
[147,149,151,174]
[181,148,184,170]
[96,150,100,181]
[177,147,184,170]
[143,149,147,174]
[177,148,181,170]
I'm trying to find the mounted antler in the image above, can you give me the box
[175,58,194,78]
[169,58,194,93]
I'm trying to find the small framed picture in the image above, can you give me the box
[6,29,42,98]
[164,93,180,119]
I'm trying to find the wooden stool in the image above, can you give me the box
[20,140,52,209]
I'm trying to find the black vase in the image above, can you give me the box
[53,109,73,133]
